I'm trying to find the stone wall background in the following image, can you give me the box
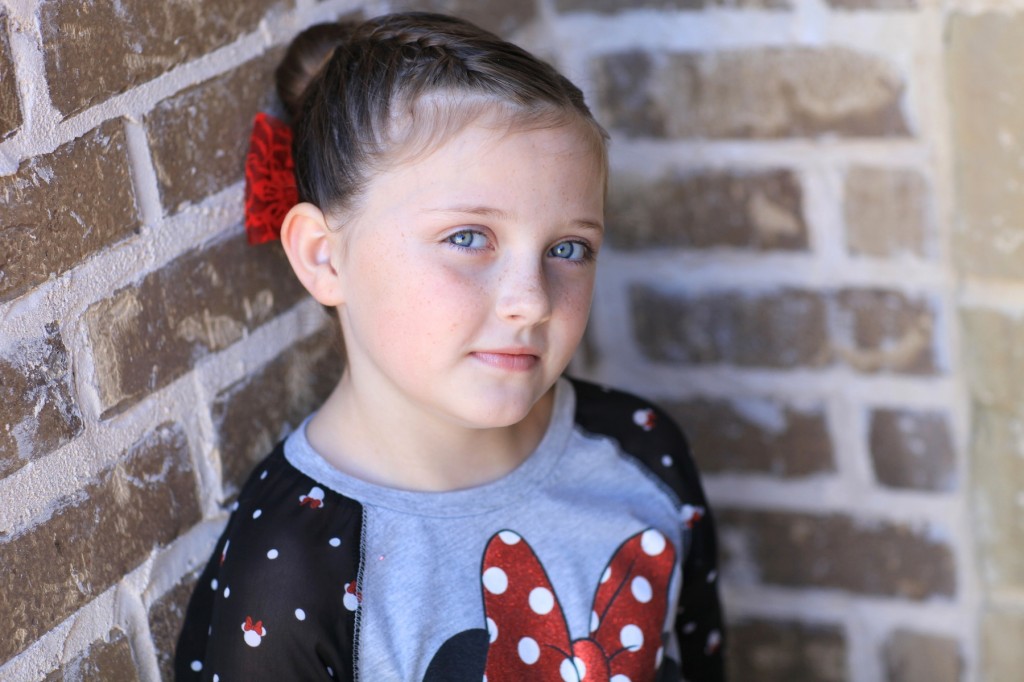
[0,0,1014,680]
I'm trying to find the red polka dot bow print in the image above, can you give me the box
[480,528,677,681]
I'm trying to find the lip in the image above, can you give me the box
[471,349,541,372]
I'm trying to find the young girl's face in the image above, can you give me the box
[331,115,605,431]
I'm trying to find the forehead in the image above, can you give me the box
[385,97,607,180]
[389,121,604,200]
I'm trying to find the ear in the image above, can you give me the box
[279,202,345,307]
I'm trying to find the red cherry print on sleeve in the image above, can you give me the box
[343,581,361,612]
[241,616,267,647]
[299,486,325,509]
[680,505,705,529]
[632,409,656,431]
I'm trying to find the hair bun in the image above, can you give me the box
[276,22,354,118]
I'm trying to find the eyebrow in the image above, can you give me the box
[428,205,604,232]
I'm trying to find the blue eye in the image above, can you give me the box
[549,240,590,261]
[447,230,488,249]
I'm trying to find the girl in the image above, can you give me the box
[175,12,724,681]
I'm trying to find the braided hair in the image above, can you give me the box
[276,12,607,221]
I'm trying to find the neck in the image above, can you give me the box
[305,372,556,492]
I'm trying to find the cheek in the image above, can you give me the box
[363,259,486,355]
[552,273,595,337]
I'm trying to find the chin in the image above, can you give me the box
[451,392,542,430]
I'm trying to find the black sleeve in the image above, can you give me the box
[174,446,363,681]
[672,442,726,682]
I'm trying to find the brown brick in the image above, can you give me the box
[595,48,909,139]
[0,9,21,140]
[556,0,789,11]
[149,571,199,681]
[667,397,834,476]
[214,326,343,496]
[42,630,139,682]
[845,167,929,258]
[884,629,961,682]
[40,0,292,117]
[869,409,956,491]
[718,509,956,599]
[0,119,140,302]
[970,405,1024,591]
[834,289,938,375]
[390,0,538,35]
[827,0,916,8]
[84,234,306,417]
[0,322,83,480]
[961,308,1024,409]
[630,286,830,368]
[607,169,807,250]
[0,423,200,664]
[948,14,1024,278]
[145,51,281,214]
[727,619,846,682]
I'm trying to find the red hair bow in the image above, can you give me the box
[244,112,299,244]
[481,529,676,681]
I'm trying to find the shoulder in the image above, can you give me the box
[568,376,704,505]
[569,376,687,457]
[223,442,364,571]
[177,443,365,680]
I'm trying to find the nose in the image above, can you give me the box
[494,256,552,325]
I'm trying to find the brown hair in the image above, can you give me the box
[275,12,608,221]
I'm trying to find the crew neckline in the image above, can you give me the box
[283,377,576,518]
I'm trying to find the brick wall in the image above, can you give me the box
[0,0,1006,680]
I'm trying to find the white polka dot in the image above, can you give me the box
[190,660,202,672]
[560,656,586,681]
[661,455,673,467]
[252,509,262,519]
[656,646,664,666]
[590,610,599,633]
[223,586,230,598]
[620,624,644,652]
[631,576,653,603]
[213,675,220,682]
[601,566,611,584]
[707,569,718,583]
[529,587,554,615]
[683,621,697,634]
[327,666,334,677]
[295,608,306,620]
[260,470,268,479]
[487,617,498,643]
[211,578,218,590]
[267,549,279,560]
[482,567,508,595]
[518,637,540,664]
[498,530,521,545]
[641,529,666,556]
[329,537,341,547]
[611,676,631,682]
[230,501,239,511]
